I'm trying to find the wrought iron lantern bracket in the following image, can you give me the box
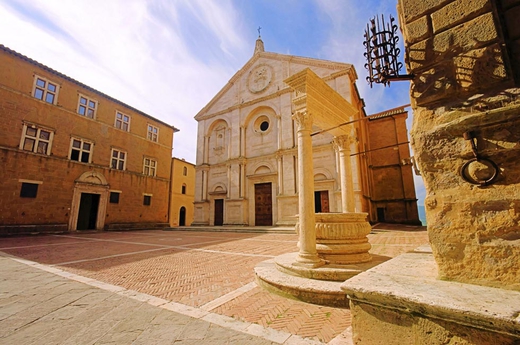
[363,14,414,87]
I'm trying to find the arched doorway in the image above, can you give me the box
[69,171,109,231]
[179,206,186,226]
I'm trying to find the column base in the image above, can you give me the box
[294,252,325,268]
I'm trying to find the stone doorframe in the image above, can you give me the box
[68,171,109,231]
[246,173,278,226]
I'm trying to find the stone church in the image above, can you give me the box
[192,37,420,226]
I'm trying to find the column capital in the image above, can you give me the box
[292,111,313,132]
[332,135,353,151]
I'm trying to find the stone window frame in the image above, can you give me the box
[181,183,187,194]
[69,137,94,164]
[18,179,43,198]
[183,166,188,176]
[19,122,55,155]
[114,111,131,132]
[147,124,159,142]
[109,190,121,204]
[143,193,152,206]
[110,148,127,171]
[143,157,157,177]
[253,114,272,134]
[77,94,98,119]
[32,75,59,105]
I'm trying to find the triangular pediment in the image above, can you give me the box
[194,51,355,121]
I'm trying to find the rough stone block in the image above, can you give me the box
[431,0,492,33]
[453,43,507,90]
[342,252,520,344]
[411,64,456,105]
[433,12,498,55]
[403,15,430,45]
[409,12,500,72]
[399,0,451,23]
[407,39,432,71]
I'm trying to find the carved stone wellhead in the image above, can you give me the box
[315,213,372,264]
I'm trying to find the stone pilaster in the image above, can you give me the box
[203,136,210,164]
[201,165,209,201]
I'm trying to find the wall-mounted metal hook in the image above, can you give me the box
[460,131,499,186]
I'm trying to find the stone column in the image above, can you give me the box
[277,115,282,150]
[226,164,231,198]
[333,135,355,213]
[292,111,323,267]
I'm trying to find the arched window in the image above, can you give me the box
[183,166,187,176]
[181,184,186,194]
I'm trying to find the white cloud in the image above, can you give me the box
[0,0,251,163]
[0,0,426,204]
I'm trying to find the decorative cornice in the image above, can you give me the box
[284,68,359,137]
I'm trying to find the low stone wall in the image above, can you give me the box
[342,250,520,344]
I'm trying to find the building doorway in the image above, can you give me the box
[77,193,100,230]
[314,190,330,213]
[179,206,186,226]
[69,171,109,231]
[255,183,272,226]
[214,199,224,226]
[377,207,386,222]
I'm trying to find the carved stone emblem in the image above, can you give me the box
[247,64,273,93]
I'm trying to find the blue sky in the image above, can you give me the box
[0,0,425,205]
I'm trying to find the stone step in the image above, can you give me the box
[254,256,350,308]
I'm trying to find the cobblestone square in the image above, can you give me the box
[0,225,428,344]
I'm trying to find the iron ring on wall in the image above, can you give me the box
[460,157,499,186]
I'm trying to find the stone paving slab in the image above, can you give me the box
[0,225,428,344]
[0,255,310,345]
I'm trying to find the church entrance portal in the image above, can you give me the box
[255,183,272,226]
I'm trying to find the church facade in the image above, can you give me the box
[192,38,420,226]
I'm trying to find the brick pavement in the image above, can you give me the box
[0,225,428,344]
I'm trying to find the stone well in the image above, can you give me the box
[256,212,382,307]
[314,212,372,264]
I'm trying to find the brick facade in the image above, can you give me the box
[365,110,420,224]
[0,45,178,234]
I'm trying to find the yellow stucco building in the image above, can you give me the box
[169,157,195,227]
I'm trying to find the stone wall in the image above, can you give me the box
[398,0,520,289]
